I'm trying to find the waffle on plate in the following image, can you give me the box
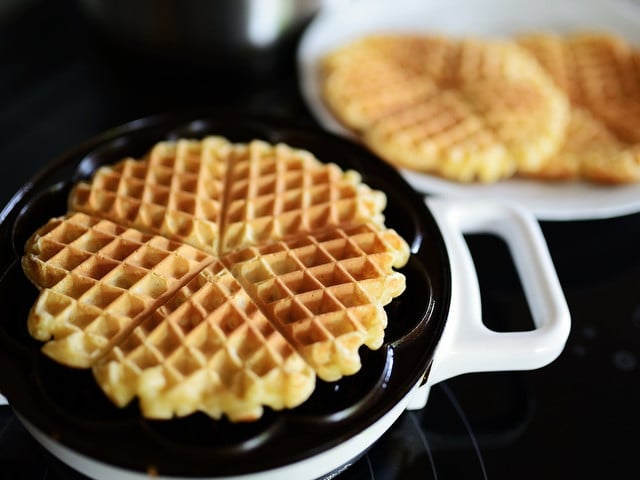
[320,32,640,184]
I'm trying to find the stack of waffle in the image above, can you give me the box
[22,137,410,422]
[320,32,640,184]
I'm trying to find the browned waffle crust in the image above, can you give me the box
[321,34,570,183]
[23,137,409,421]
[517,32,640,183]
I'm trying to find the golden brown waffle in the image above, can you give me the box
[70,137,232,255]
[321,35,570,182]
[518,32,640,142]
[516,106,640,183]
[221,140,387,253]
[71,137,388,254]
[22,212,214,368]
[517,32,640,183]
[321,36,444,131]
[225,224,409,382]
[93,260,316,421]
[23,137,409,421]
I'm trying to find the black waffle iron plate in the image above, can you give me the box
[0,111,450,479]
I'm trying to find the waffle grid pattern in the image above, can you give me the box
[222,140,386,253]
[226,224,408,382]
[322,34,570,183]
[70,137,230,254]
[94,261,315,421]
[322,32,640,184]
[23,213,213,368]
[23,137,409,421]
[516,32,640,182]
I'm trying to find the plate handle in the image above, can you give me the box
[408,197,571,409]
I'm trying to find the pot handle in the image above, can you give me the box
[408,197,570,409]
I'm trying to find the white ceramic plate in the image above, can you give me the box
[298,0,640,220]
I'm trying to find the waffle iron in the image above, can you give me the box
[0,111,570,479]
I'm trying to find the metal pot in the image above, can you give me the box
[77,0,324,73]
[0,110,570,480]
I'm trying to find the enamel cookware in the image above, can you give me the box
[0,111,570,480]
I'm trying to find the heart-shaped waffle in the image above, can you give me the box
[22,137,409,421]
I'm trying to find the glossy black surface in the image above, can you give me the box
[1,1,639,479]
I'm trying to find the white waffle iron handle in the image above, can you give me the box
[407,197,571,410]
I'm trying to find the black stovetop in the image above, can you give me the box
[1,1,639,479]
